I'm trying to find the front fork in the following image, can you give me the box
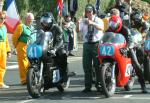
[39,62,44,83]
[111,62,116,83]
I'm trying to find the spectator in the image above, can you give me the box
[12,12,34,85]
[0,11,11,88]
[77,4,104,93]
[63,14,76,56]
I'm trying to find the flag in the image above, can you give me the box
[95,0,100,11]
[5,0,20,34]
[57,0,64,16]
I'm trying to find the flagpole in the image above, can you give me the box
[128,0,132,28]
[0,0,4,12]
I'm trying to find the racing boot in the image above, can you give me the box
[139,78,148,93]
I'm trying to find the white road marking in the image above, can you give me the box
[17,99,34,103]
[111,96,150,100]
[123,95,132,98]
[0,96,34,103]
[7,61,18,64]
[71,96,101,99]
[68,57,82,63]
[6,65,18,70]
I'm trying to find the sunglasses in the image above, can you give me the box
[85,11,92,13]
[0,18,5,20]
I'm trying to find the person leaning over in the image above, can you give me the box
[0,11,11,88]
[12,12,34,85]
[77,4,104,93]
[102,8,120,32]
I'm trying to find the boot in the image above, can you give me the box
[141,86,148,93]
[139,80,148,93]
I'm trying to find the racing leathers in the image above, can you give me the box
[44,24,68,84]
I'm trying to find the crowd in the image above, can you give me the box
[0,0,150,95]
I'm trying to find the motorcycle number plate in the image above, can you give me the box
[144,40,150,51]
[125,64,133,77]
[27,44,43,59]
[99,45,115,56]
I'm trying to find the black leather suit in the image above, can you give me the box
[44,24,68,83]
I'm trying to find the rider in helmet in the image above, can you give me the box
[131,9,150,38]
[40,12,68,84]
[107,15,148,93]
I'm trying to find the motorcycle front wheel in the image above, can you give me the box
[100,62,116,98]
[27,67,44,98]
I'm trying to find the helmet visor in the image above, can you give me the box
[109,21,119,30]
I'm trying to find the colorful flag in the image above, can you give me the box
[5,0,20,34]
[57,0,64,16]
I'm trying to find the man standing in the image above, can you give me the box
[12,13,34,85]
[0,11,11,88]
[77,4,104,93]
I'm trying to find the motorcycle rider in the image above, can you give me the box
[40,12,68,85]
[107,15,148,93]
[131,9,150,39]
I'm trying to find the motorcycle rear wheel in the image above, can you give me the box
[27,67,44,98]
[100,62,116,98]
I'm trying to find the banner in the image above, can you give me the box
[5,0,20,34]
[57,0,64,16]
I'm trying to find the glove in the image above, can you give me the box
[120,48,129,57]
[48,49,56,57]
[128,42,134,49]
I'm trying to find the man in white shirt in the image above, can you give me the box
[77,4,104,93]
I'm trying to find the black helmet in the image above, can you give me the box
[40,12,54,29]
[85,4,96,14]
[131,9,143,28]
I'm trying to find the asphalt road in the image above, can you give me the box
[1,43,150,103]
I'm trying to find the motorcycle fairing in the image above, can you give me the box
[27,44,43,59]
[144,40,150,52]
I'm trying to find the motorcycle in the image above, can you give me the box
[98,32,136,98]
[26,30,70,98]
[144,30,150,83]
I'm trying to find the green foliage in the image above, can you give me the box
[3,0,115,21]
[76,0,115,18]
[142,0,150,4]
[15,0,58,21]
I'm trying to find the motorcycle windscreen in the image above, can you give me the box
[144,40,150,52]
[31,30,54,58]
[100,32,126,44]
[27,44,43,59]
[99,32,126,57]
[33,30,53,47]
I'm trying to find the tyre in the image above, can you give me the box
[27,67,44,98]
[57,84,64,92]
[100,63,116,98]
[124,76,135,91]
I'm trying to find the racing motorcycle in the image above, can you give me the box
[144,31,150,83]
[26,30,70,98]
[98,32,137,98]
